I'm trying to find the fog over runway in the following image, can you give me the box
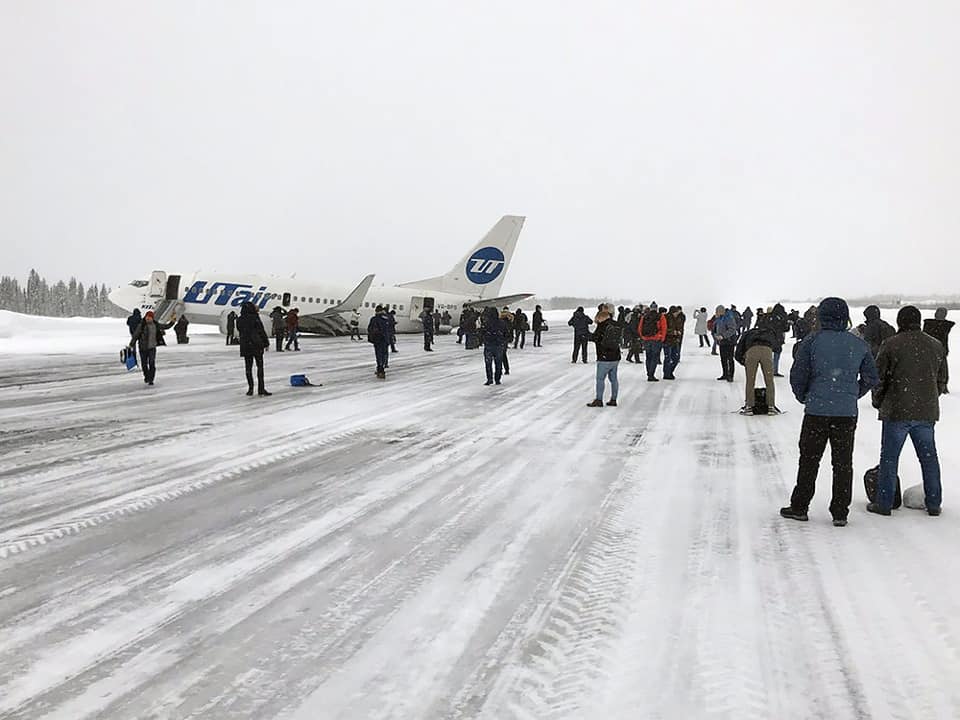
[0,314,958,719]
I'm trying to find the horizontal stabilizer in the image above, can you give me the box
[302,274,374,320]
[462,293,534,309]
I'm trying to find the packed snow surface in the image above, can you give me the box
[0,311,958,719]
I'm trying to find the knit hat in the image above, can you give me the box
[896,305,922,331]
[817,297,850,330]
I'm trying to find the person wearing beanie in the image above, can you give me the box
[857,305,895,359]
[781,297,879,526]
[923,308,954,393]
[236,301,271,397]
[868,305,948,516]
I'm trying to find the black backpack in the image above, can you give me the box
[601,322,622,350]
[864,465,902,509]
[640,311,659,337]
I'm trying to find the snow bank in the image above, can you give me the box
[0,310,217,356]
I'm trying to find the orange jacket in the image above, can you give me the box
[639,313,668,342]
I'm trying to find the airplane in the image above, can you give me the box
[108,215,531,335]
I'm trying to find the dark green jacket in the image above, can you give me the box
[872,329,948,422]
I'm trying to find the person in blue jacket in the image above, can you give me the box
[780,297,879,526]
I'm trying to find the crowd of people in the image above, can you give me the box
[123,297,953,523]
[565,298,952,525]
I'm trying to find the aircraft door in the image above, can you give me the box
[409,296,424,320]
[410,296,436,321]
[149,271,167,298]
[282,292,291,307]
[165,275,181,300]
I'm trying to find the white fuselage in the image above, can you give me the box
[109,272,480,334]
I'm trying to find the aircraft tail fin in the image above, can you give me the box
[399,215,525,298]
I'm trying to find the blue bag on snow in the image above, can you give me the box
[290,374,320,387]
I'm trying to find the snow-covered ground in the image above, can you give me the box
[0,310,958,719]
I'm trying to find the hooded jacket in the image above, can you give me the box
[923,318,954,355]
[568,309,594,338]
[482,307,508,348]
[790,297,879,417]
[859,305,895,358]
[713,310,739,346]
[237,302,269,357]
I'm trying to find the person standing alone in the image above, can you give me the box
[868,306,947,517]
[781,298,878,526]
[368,306,392,379]
[532,305,544,347]
[482,306,507,385]
[568,307,593,364]
[237,301,271,396]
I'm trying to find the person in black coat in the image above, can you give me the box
[368,306,392,378]
[174,315,189,344]
[237,302,271,396]
[924,307,954,392]
[858,305,895,359]
[481,307,508,385]
[532,305,545,347]
[126,309,142,337]
[568,307,594,364]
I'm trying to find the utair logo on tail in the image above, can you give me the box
[465,247,506,285]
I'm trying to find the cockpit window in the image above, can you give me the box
[129,280,149,288]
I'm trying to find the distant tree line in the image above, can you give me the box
[0,270,127,318]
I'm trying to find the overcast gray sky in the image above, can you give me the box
[2,1,958,304]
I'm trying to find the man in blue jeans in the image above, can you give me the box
[588,305,621,407]
[868,306,948,517]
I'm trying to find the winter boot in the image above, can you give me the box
[779,507,809,522]
[866,503,891,517]
[586,399,604,407]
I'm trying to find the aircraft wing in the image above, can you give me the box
[302,274,375,320]
[462,293,535,309]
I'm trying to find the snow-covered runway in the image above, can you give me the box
[1,320,958,719]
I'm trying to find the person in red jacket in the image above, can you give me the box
[639,303,668,382]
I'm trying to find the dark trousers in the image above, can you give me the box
[285,330,299,351]
[644,340,662,378]
[514,330,526,349]
[573,336,589,363]
[275,330,285,352]
[140,347,157,383]
[790,415,857,520]
[626,338,642,363]
[226,331,234,346]
[484,346,504,382]
[424,331,433,351]
[374,342,389,373]
[699,334,709,347]
[390,334,398,353]
[244,353,265,392]
[502,346,510,374]
[663,343,681,378]
[719,343,736,379]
